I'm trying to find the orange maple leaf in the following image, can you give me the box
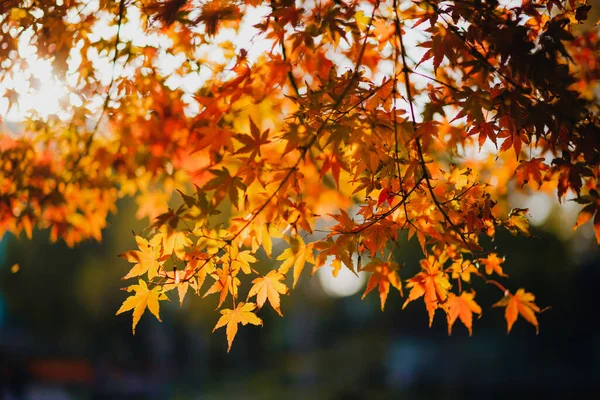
[361,259,403,311]
[160,228,193,260]
[403,256,452,326]
[515,157,549,188]
[479,253,508,277]
[505,208,531,237]
[203,268,240,308]
[493,288,541,334]
[446,291,482,336]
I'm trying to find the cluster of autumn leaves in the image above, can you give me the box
[1,0,599,351]
[116,211,541,351]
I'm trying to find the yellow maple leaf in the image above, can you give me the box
[480,253,507,277]
[229,246,257,274]
[250,223,280,258]
[505,208,531,237]
[277,236,314,287]
[119,235,163,280]
[203,267,240,308]
[213,302,263,352]
[450,259,478,282]
[116,280,167,334]
[160,228,193,260]
[159,262,201,306]
[446,165,471,190]
[247,270,289,316]
[446,291,482,336]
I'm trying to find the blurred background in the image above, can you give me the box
[0,196,599,400]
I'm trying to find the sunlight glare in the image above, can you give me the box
[318,255,367,298]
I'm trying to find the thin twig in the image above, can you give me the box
[394,5,479,253]
[182,0,383,282]
[71,0,126,172]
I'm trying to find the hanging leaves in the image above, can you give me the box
[10,0,600,350]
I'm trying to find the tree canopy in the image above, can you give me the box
[1,0,599,351]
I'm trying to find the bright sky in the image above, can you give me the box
[0,2,273,122]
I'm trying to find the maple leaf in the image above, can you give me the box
[446,291,482,336]
[479,253,508,277]
[550,157,592,200]
[505,208,531,237]
[493,288,541,334]
[450,259,478,282]
[418,27,445,71]
[515,158,549,188]
[229,247,257,275]
[203,268,241,308]
[403,256,452,326]
[312,236,355,277]
[362,222,394,256]
[247,270,289,316]
[116,280,168,334]
[372,18,395,50]
[204,167,246,208]
[320,152,348,188]
[445,165,470,190]
[160,228,193,260]
[573,192,600,243]
[377,187,394,206]
[258,224,275,258]
[472,121,498,148]
[234,117,270,160]
[361,259,403,311]
[159,261,201,306]
[213,302,263,352]
[277,236,315,287]
[119,235,164,280]
[498,116,528,157]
